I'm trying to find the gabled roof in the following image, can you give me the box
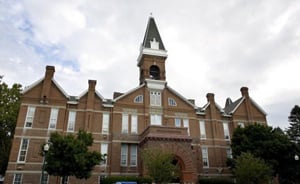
[113,84,145,102]
[142,16,166,51]
[224,96,267,115]
[22,78,69,98]
[166,86,197,109]
[201,101,224,113]
[77,89,105,100]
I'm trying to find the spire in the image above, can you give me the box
[142,16,166,51]
[137,16,168,85]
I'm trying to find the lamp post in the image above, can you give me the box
[296,154,299,184]
[41,143,49,184]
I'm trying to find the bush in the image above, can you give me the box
[100,176,152,184]
[199,177,234,184]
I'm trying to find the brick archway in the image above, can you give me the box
[159,142,197,183]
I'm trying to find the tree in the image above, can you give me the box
[287,105,300,145]
[0,80,22,176]
[231,124,299,184]
[141,149,179,184]
[233,152,272,184]
[44,130,103,182]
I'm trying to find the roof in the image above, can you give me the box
[224,96,267,115]
[23,78,69,98]
[142,16,166,51]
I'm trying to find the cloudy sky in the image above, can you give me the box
[1,0,299,129]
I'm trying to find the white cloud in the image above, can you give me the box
[1,0,300,129]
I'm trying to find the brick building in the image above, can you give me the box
[5,17,267,184]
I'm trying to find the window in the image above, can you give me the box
[134,95,143,103]
[149,65,160,80]
[67,111,76,132]
[226,148,232,159]
[13,173,22,184]
[175,118,181,127]
[223,122,230,140]
[200,121,206,139]
[49,108,59,129]
[130,144,137,166]
[150,114,162,125]
[40,173,48,184]
[100,143,108,165]
[25,106,35,128]
[18,138,29,163]
[121,144,128,166]
[61,176,69,184]
[168,98,177,106]
[183,119,189,135]
[102,113,109,134]
[131,114,138,134]
[122,114,129,133]
[238,122,245,128]
[150,91,161,106]
[202,147,209,168]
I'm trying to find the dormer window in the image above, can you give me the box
[150,37,159,49]
[149,65,160,80]
[134,95,143,103]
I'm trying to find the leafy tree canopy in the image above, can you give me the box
[287,105,300,145]
[141,149,179,184]
[231,124,300,183]
[233,152,271,184]
[44,130,103,180]
[0,80,22,175]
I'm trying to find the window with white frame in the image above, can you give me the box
[226,148,232,158]
[183,119,189,135]
[131,114,138,134]
[13,173,22,184]
[67,111,76,132]
[122,113,129,133]
[102,113,109,134]
[48,108,59,129]
[130,144,137,166]
[200,120,206,139]
[40,173,48,184]
[134,95,143,103]
[175,118,181,127]
[100,143,108,165]
[121,144,128,166]
[202,147,209,168]
[25,106,35,128]
[237,122,245,128]
[150,114,162,125]
[168,98,177,106]
[223,122,230,140]
[150,91,161,106]
[18,138,29,163]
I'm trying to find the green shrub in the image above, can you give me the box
[199,177,234,184]
[100,176,152,184]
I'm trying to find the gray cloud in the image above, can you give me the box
[1,0,300,129]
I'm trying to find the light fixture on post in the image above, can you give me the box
[295,154,299,161]
[41,143,49,184]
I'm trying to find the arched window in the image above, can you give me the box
[168,98,177,106]
[149,65,160,80]
[134,95,143,103]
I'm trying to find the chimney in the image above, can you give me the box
[88,80,96,92]
[240,87,249,98]
[87,80,97,109]
[41,66,55,103]
[206,93,215,103]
